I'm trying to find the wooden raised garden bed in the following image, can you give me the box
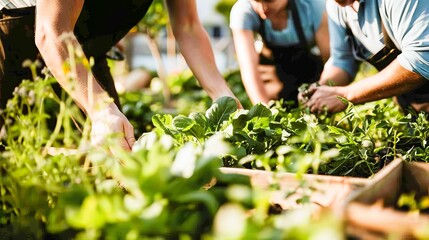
[344,160,429,239]
[219,158,403,214]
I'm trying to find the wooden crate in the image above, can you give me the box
[344,159,429,239]
[219,158,403,213]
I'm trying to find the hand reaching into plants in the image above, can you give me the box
[215,93,243,110]
[90,103,136,153]
[298,82,319,104]
[305,84,349,113]
[165,0,243,111]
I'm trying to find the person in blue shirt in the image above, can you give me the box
[304,0,429,114]
[230,0,330,106]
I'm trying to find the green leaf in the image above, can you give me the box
[152,114,174,135]
[190,112,208,131]
[231,112,249,131]
[206,96,237,131]
[173,115,196,131]
[174,191,219,216]
[248,103,272,119]
[189,112,208,139]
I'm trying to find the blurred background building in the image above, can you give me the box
[124,0,237,75]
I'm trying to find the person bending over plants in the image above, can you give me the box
[230,0,330,107]
[302,0,429,115]
[32,0,242,153]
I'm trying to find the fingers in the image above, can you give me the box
[90,112,135,152]
[235,98,244,109]
[303,86,318,107]
[305,86,326,113]
[124,122,136,150]
[307,83,318,95]
[299,83,320,105]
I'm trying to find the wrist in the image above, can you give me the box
[88,102,119,121]
[342,85,355,104]
[209,88,235,101]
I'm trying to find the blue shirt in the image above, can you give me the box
[230,0,326,47]
[327,0,429,80]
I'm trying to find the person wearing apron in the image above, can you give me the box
[304,0,429,115]
[0,1,140,153]
[0,1,133,124]
[230,0,330,107]
[0,2,42,130]
[33,0,242,153]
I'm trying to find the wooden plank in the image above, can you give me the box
[345,159,429,239]
[346,202,429,238]
[345,158,403,206]
[43,147,87,156]
[219,165,372,211]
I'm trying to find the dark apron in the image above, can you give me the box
[74,0,153,108]
[259,0,324,106]
[346,20,429,114]
[0,0,153,114]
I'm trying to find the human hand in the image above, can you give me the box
[298,82,320,104]
[90,103,136,153]
[305,85,348,113]
[235,97,244,109]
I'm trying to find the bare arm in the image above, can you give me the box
[314,12,330,62]
[165,0,240,106]
[319,62,353,86]
[35,0,135,151]
[35,0,104,115]
[306,60,426,113]
[344,60,426,104]
[232,29,271,104]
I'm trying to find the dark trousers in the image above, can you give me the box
[0,7,124,129]
[0,7,41,111]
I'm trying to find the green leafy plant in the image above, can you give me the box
[397,192,429,215]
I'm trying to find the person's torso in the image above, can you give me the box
[336,0,385,60]
[231,0,325,48]
[75,0,153,58]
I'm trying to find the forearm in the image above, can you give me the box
[315,12,330,62]
[174,25,234,99]
[232,31,270,104]
[35,0,113,118]
[166,0,235,100]
[344,60,426,104]
[241,66,271,105]
[319,63,353,86]
[37,34,112,116]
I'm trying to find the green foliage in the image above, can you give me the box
[397,192,429,214]
[137,0,168,37]
[224,70,252,109]
[45,133,255,239]
[151,95,429,178]
[215,0,237,22]
[120,90,164,137]
[0,68,90,239]
[2,56,429,238]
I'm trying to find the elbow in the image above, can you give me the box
[35,25,49,55]
[171,17,202,40]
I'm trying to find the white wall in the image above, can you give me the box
[196,0,226,25]
[127,0,237,74]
